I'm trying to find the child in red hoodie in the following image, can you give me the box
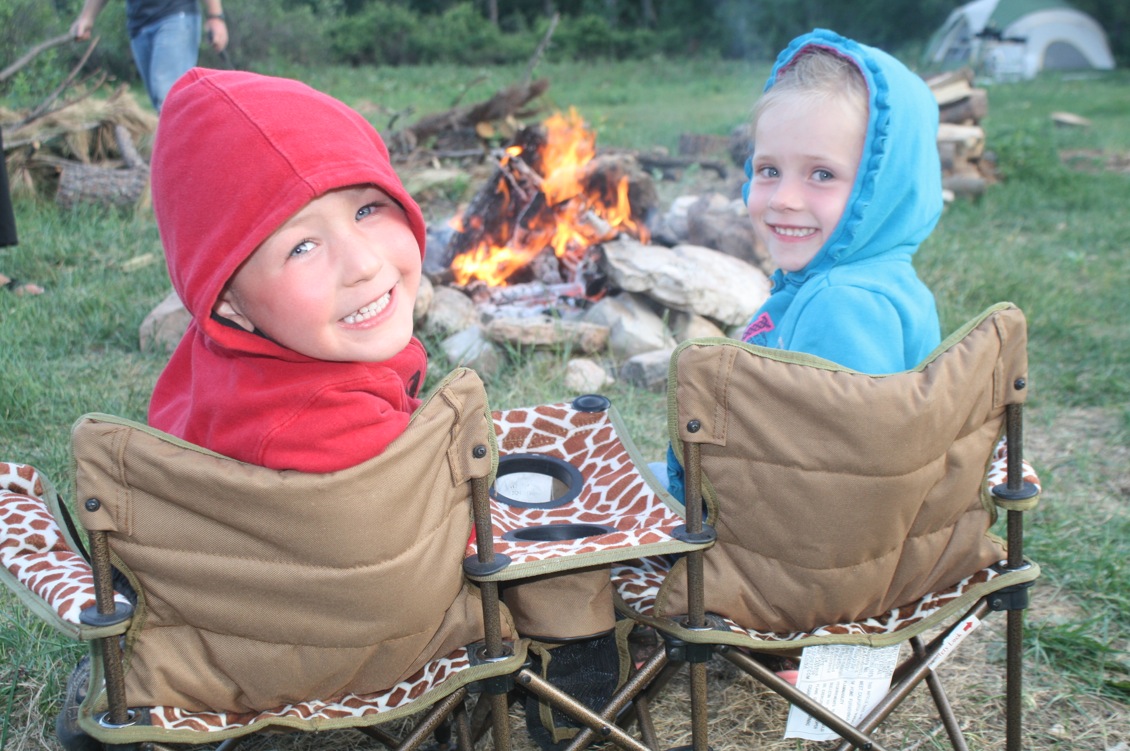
[148,68,427,472]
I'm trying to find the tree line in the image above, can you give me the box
[2,0,1126,108]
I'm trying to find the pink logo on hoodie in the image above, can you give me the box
[742,312,775,342]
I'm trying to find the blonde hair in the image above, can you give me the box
[753,47,869,128]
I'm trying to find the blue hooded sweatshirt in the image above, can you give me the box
[663,30,943,499]
[740,29,943,374]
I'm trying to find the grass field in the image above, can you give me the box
[1,58,1127,750]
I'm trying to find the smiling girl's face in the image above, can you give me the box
[745,93,866,274]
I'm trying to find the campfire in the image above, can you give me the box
[445,109,654,296]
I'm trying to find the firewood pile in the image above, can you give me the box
[2,34,157,210]
[928,68,995,200]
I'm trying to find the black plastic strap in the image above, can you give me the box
[54,493,91,563]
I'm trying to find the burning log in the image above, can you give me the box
[446,126,548,266]
[469,279,589,320]
[445,111,656,289]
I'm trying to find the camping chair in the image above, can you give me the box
[596,302,1042,751]
[465,394,712,750]
[0,368,526,750]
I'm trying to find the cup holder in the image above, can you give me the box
[503,523,616,543]
[491,453,583,509]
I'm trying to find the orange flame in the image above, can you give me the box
[450,108,648,287]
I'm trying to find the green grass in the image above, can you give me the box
[1,61,1128,747]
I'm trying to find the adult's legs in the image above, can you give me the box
[129,11,201,111]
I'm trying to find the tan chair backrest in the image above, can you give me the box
[658,304,1028,633]
[74,368,498,713]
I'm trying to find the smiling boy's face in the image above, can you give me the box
[213,184,421,363]
[746,94,866,274]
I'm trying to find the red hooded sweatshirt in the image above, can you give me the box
[148,68,428,473]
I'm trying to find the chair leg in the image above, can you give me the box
[395,688,469,751]
[1006,608,1024,751]
[912,636,969,751]
[87,531,132,728]
[517,667,652,751]
[454,700,474,751]
[487,691,513,751]
[633,690,660,751]
[688,660,711,751]
[724,648,892,751]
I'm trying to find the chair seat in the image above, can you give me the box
[138,645,489,733]
[1,463,130,635]
[613,555,1039,647]
[612,434,1042,647]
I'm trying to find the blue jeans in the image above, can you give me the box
[129,11,200,111]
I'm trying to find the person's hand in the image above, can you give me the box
[70,13,96,41]
[205,17,228,52]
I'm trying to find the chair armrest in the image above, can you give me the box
[1,462,131,639]
[985,437,1041,511]
[468,399,710,582]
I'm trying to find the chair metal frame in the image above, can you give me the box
[463,395,716,751]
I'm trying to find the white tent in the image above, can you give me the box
[923,0,1115,80]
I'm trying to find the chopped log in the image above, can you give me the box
[635,151,729,178]
[677,133,731,158]
[939,88,989,124]
[1051,111,1092,128]
[943,174,987,199]
[51,124,150,209]
[397,79,550,146]
[446,124,656,287]
[926,69,975,106]
[55,160,149,210]
[937,123,985,160]
[485,315,609,353]
[447,126,548,261]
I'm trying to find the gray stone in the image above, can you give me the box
[485,316,609,354]
[668,309,726,342]
[440,325,504,378]
[564,358,615,392]
[619,348,675,393]
[601,237,770,327]
[139,289,190,353]
[421,285,479,337]
[653,194,701,245]
[414,275,433,325]
[583,292,675,360]
[686,193,770,272]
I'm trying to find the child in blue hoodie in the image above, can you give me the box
[661,29,943,499]
[740,28,942,371]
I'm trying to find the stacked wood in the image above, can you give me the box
[3,89,156,210]
[927,69,995,199]
[3,30,157,210]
